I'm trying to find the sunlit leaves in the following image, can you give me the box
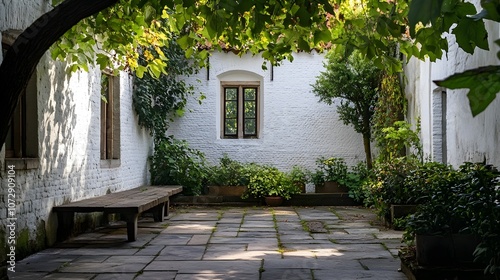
[434,66,500,116]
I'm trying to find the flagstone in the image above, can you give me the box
[156,245,205,260]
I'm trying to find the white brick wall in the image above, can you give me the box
[0,0,152,247]
[168,52,367,172]
[404,3,500,167]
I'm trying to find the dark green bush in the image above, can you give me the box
[150,137,207,195]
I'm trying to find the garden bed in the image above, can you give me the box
[399,247,491,280]
[172,193,360,206]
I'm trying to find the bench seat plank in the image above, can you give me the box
[53,185,182,241]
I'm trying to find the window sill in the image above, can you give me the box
[100,159,121,168]
[4,158,40,170]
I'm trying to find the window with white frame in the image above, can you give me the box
[221,82,259,139]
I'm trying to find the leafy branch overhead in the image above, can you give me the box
[435,65,500,116]
[409,0,500,116]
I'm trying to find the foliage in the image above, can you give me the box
[51,0,336,76]
[346,162,373,204]
[133,41,202,139]
[454,162,500,276]
[408,0,500,116]
[367,157,422,219]
[149,136,208,195]
[376,120,422,163]
[372,72,406,154]
[402,161,500,277]
[312,51,381,168]
[206,154,252,186]
[314,157,348,184]
[242,165,300,200]
[287,165,309,185]
[435,65,500,117]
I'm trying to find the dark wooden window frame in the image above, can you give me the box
[3,32,39,163]
[221,81,260,139]
[100,71,120,165]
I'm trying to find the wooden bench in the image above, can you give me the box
[53,185,182,242]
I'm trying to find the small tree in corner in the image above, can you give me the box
[312,51,381,169]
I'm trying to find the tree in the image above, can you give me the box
[312,52,381,169]
[0,0,119,151]
[0,0,335,148]
[407,0,498,117]
[0,0,496,150]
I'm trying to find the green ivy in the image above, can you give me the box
[133,40,202,139]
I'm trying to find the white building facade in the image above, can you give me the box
[404,18,500,167]
[0,0,152,260]
[168,51,368,171]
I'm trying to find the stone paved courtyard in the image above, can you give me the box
[9,206,407,280]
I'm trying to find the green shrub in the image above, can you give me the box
[242,165,300,200]
[150,137,207,195]
[206,154,254,186]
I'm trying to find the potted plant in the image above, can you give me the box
[453,162,500,274]
[402,162,497,269]
[242,165,300,206]
[368,157,421,226]
[206,154,249,196]
[314,157,349,193]
[287,165,309,193]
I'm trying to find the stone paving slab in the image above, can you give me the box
[43,273,97,279]
[9,206,407,280]
[261,268,313,280]
[93,274,136,280]
[313,269,408,280]
[134,271,177,280]
[144,260,262,273]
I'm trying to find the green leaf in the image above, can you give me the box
[452,17,489,53]
[408,0,444,36]
[434,66,500,116]
[314,29,331,45]
[177,35,190,49]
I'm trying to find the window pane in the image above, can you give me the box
[225,88,237,100]
[244,119,256,135]
[244,101,256,118]
[225,101,237,118]
[225,119,237,135]
[244,88,256,100]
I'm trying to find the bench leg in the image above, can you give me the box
[164,199,170,217]
[124,213,138,242]
[152,202,166,222]
[56,212,74,242]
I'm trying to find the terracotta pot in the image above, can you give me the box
[264,196,284,206]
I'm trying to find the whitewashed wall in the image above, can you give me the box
[168,51,367,171]
[404,12,500,167]
[0,0,152,251]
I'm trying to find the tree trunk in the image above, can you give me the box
[0,0,119,149]
[363,133,373,169]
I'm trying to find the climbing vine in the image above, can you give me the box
[132,40,203,140]
[372,72,408,162]
[132,40,207,195]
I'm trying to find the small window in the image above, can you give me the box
[100,72,120,162]
[3,35,38,160]
[222,83,259,139]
